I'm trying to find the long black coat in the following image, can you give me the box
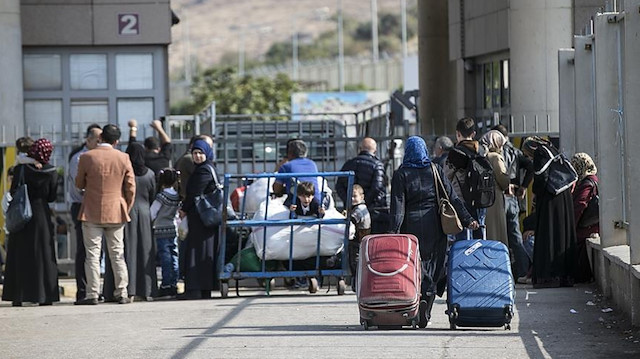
[181,161,219,291]
[532,146,577,284]
[2,164,59,304]
[390,164,473,296]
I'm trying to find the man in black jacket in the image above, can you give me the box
[336,137,388,233]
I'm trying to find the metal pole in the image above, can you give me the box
[292,17,298,80]
[371,0,379,62]
[239,28,245,77]
[401,0,407,58]
[338,0,345,92]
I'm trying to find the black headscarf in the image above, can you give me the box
[126,142,149,176]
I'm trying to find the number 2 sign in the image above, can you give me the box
[118,13,140,36]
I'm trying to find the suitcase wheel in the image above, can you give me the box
[337,279,346,295]
[411,319,418,330]
[361,319,370,331]
[448,305,459,330]
[505,323,511,330]
[308,278,319,294]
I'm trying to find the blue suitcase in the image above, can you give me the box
[446,228,514,330]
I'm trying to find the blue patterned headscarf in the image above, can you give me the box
[402,136,431,168]
[192,139,214,162]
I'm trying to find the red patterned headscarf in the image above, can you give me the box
[28,138,54,164]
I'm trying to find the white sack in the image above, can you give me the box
[243,177,275,214]
[249,200,350,260]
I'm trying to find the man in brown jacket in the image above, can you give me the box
[75,124,136,305]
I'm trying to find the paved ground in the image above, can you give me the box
[0,280,639,358]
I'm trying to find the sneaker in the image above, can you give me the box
[116,296,130,304]
[418,300,428,328]
[516,276,532,285]
[75,298,99,305]
[157,286,178,298]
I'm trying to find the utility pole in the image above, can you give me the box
[338,0,345,91]
[401,0,407,58]
[292,17,298,80]
[238,28,245,77]
[371,0,379,62]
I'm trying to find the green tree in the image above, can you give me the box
[188,67,299,116]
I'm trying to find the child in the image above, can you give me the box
[289,181,325,218]
[15,137,41,168]
[150,168,182,297]
[348,184,371,292]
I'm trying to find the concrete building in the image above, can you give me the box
[0,0,175,154]
[418,0,602,136]
[0,0,176,268]
[556,0,640,327]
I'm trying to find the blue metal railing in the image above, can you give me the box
[218,171,354,296]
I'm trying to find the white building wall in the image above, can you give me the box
[0,0,24,143]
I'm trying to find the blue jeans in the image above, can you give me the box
[504,195,531,278]
[156,237,179,288]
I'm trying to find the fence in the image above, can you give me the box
[1,99,415,275]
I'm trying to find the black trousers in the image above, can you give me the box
[70,203,86,301]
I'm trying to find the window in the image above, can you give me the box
[492,62,501,108]
[116,54,153,90]
[24,100,62,137]
[71,100,108,140]
[23,54,62,90]
[502,60,510,106]
[117,98,154,131]
[70,54,107,90]
[484,64,492,109]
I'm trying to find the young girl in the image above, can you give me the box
[151,168,182,297]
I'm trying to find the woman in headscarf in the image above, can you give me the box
[2,138,59,306]
[571,152,598,283]
[179,139,220,299]
[125,143,157,300]
[390,136,478,327]
[480,130,510,246]
[521,137,577,288]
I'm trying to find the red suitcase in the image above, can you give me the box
[357,234,421,330]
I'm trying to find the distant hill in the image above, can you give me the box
[169,0,417,80]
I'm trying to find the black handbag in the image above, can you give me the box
[537,145,578,195]
[6,166,33,233]
[577,178,599,228]
[194,165,223,228]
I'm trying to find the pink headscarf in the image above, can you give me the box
[481,130,506,152]
[28,138,54,164]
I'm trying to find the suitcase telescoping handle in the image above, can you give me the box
[466,224,487,240]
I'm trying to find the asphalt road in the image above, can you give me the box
[0,282,639,359]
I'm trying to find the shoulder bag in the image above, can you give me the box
[577,178,599,228]
[194,164,223,228]
[536,145,578,195]
[431,163,463,235]
[6,166,33,233]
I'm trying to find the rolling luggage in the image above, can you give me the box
[446,227,514,330]
[357,234,421,330]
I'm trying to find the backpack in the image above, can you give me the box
[449,146,496,209]
[577,178,599,228]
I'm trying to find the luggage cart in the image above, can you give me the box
[218,171,355,298]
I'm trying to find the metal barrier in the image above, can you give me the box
[218,171,354,297]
